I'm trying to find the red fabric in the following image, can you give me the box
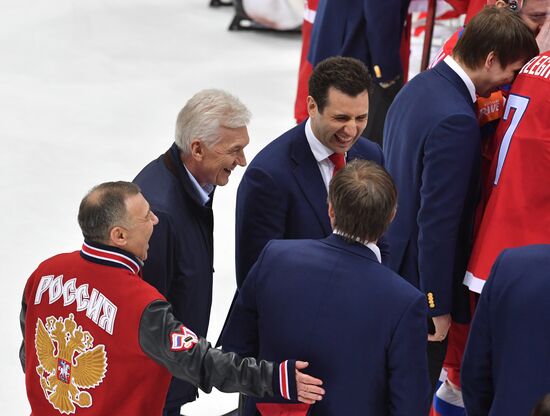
[256,403,311,416]
[465,0,488,23]
[445,0,470,14]
[24,251,171,415]
[294,0,318,124]
[329,153,346,175]
[466,52,550,292]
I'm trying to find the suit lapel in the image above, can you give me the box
[290,126,332,235]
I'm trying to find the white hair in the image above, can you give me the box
[174,89,251,154]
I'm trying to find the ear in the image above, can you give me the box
[306,96,318,118]
[389,206,397,224]
[190,139,204,162]
[494,0,508,8]
[485,51,497,70]
[328,201,336,229]
[109,226,127,248]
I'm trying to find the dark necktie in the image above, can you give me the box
[328,153,346,176]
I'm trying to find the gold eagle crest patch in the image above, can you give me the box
[34,313,108,414]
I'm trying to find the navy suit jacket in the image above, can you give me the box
[134,144,214,407]
[383,61,481,321]
[462,245,550,416]
[222,234,430,415]
[235,122,384,287]
[309,0,409,82]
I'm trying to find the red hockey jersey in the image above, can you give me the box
[465,52,550,293]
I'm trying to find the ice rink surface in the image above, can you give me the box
[1,0,302,413]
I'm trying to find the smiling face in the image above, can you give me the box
[190,125,249,187]
[307,87,369,154]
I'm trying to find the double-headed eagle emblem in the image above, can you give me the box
[35,313,108,414]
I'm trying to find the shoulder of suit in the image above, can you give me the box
[247,126,302,169]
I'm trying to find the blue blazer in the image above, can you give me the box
[462,245,550,416]
[235,122,384,287]
[383,61,481,322]
[309,0,410,82]
[222,234,430,415]
[134,144,214,407]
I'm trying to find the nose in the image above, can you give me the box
[236,149,247,167]
[343,121,357,137]
[151,212,159,225]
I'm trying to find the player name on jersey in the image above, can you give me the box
[34,274,117,335]
[520,55,550,79]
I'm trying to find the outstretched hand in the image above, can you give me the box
[295,361,325,404]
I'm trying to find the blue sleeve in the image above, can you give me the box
[461,253,500,415]
[387,293,431,415]
[361,0,405,82]
[235,167,287,288]
[418,114,480,316]
[221,249,266,358]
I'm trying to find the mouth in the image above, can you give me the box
[334,133,354,146]
[224,168,232,175]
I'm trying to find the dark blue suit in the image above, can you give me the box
[383,61,480,322]
[223,234,430,415]
[134,144,214,409]
[235,122,384,287]
[309,0,409,83]
[462,245,550,416]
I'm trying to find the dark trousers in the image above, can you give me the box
[427,318,449,396]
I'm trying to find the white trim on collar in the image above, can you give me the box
[333,230,382,263]
[444,56,477,103]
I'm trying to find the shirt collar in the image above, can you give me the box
[183,164,214,206]
[305,118,335,163]
[80,240,143,275]
[333,230,381,263]
[444,55,477,103]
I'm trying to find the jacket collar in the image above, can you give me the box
[80,240,143,275]
[433,60,477,111]
[289,123,332,235]
[163,143,214,209]
[321,233,380,263]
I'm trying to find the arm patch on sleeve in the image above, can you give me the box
[170,325,198,351]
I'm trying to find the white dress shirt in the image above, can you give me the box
[305,118,344,190]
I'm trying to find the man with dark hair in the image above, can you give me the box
[222,160,430,414]
[306,0,411,146]
[234,56,385,290]
[222,160,429,416]
[19,181,324,416]
[462,245,550,415]
[134,89,251,415]
[383,6,538,393]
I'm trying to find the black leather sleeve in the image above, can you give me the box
[139,300,293,399]
[19,294,27,372]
